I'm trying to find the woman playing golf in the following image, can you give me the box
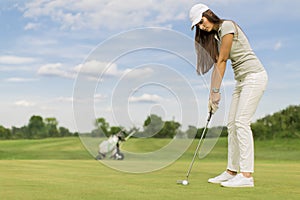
[189,4,268,187]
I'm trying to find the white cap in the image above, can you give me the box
[189,4,209,29]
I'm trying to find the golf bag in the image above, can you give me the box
[96,131,125,160]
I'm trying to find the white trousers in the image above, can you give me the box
[227,70,268,173]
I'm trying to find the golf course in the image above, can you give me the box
[0,137,299,200]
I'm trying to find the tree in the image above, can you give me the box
[28,115,46,138]
[143,114,164,138]
[109,126,123,136]
[142,115,181,138]
[93,118,110,137]
[206,126,227,138]
[0,125,11,139]
[11,126,28,139]
[157,120,181,138]
[45,117,59,137]
[59,127,72,137]
[251,105,300,140]
[0,115,75,140]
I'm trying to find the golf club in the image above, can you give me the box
[125,128,138,141]
[177,110,213,186]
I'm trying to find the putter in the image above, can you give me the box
[177,111,213,185]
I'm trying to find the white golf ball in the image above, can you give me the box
[182,180,188,185]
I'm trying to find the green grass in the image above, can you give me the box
[0,137,91,160]
[123,137,300,161]
[0,137,299,200]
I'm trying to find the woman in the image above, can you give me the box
[189,4,268,187]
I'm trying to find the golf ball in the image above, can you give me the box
[182,180,188,185]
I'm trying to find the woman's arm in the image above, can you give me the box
[209,33,233,111]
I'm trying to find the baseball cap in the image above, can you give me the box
[189,4,209,30]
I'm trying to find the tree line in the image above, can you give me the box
[0,115,77,139]
[90,104,300,140]
[252,105,300,140]
[1,104,299,140]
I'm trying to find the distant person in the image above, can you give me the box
[189,3,268,187]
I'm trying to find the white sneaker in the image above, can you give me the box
[208,171,236,184]
[221,173,254,187]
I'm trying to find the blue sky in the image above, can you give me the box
[1,0,299,132]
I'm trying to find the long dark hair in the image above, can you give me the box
[195,9,223,75]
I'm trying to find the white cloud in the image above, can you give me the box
[37,63,75,79]
[24,22,40,30]
[54,96,73,102]
[94,94,108,102]
[129,93,162,103]
[74,60,121,77]
[74,60,156,80]
[14,100,36,107]
[21,0,197,30]
[36,60,153,81]
[0,55,36,65]
[4,77,38,83]
[123,67,154,79]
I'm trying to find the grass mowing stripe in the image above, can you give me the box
[0,160,299,200]
[0,138,91,160]
[1,137,299,161]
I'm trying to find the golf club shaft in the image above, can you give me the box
[125,130,136,141]
[186,111,212,179]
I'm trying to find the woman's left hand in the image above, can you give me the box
[208,92,221,113]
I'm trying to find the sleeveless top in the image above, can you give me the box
[216,21,265,80]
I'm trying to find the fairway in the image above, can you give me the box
[0,138,299,200]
